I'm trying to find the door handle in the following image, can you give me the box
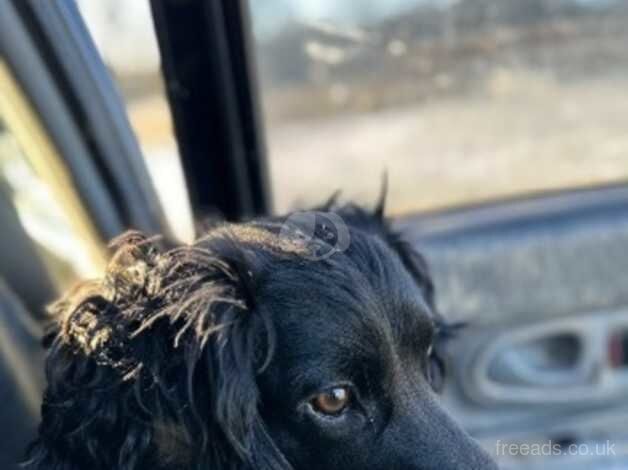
[461,310,628,405]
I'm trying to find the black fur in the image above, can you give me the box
[25,202,496,469]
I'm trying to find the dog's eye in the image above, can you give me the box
[311,387,351,416]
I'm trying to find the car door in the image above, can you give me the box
[398,186,628,469]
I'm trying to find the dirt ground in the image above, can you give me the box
[264,72,628,214]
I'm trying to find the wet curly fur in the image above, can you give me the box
[25,200,496,470]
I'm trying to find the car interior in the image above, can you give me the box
[1,0,628,468]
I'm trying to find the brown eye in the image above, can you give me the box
[311,387,351,416]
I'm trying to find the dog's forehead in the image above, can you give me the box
[256,232,434,368]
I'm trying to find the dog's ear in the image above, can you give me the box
[373,170,388,220]
[25,233,178,470]
[192,230,294,470]
[26,230,290,470]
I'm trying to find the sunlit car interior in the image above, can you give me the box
[1,0,628,468]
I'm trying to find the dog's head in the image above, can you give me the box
[27,203,497,470]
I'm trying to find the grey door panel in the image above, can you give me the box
[398,186,628,468]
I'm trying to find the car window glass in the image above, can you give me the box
[248,0,628,214]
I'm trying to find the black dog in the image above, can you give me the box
[25,200,497,469]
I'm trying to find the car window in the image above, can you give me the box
[0,60,106,289]
[76,0,194,242]
[247,0,628,214]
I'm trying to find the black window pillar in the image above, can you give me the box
[150,0,272,222]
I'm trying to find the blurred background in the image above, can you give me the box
[78,0,628,223]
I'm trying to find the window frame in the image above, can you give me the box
[6,0,170,236]
[149,0,272,222]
